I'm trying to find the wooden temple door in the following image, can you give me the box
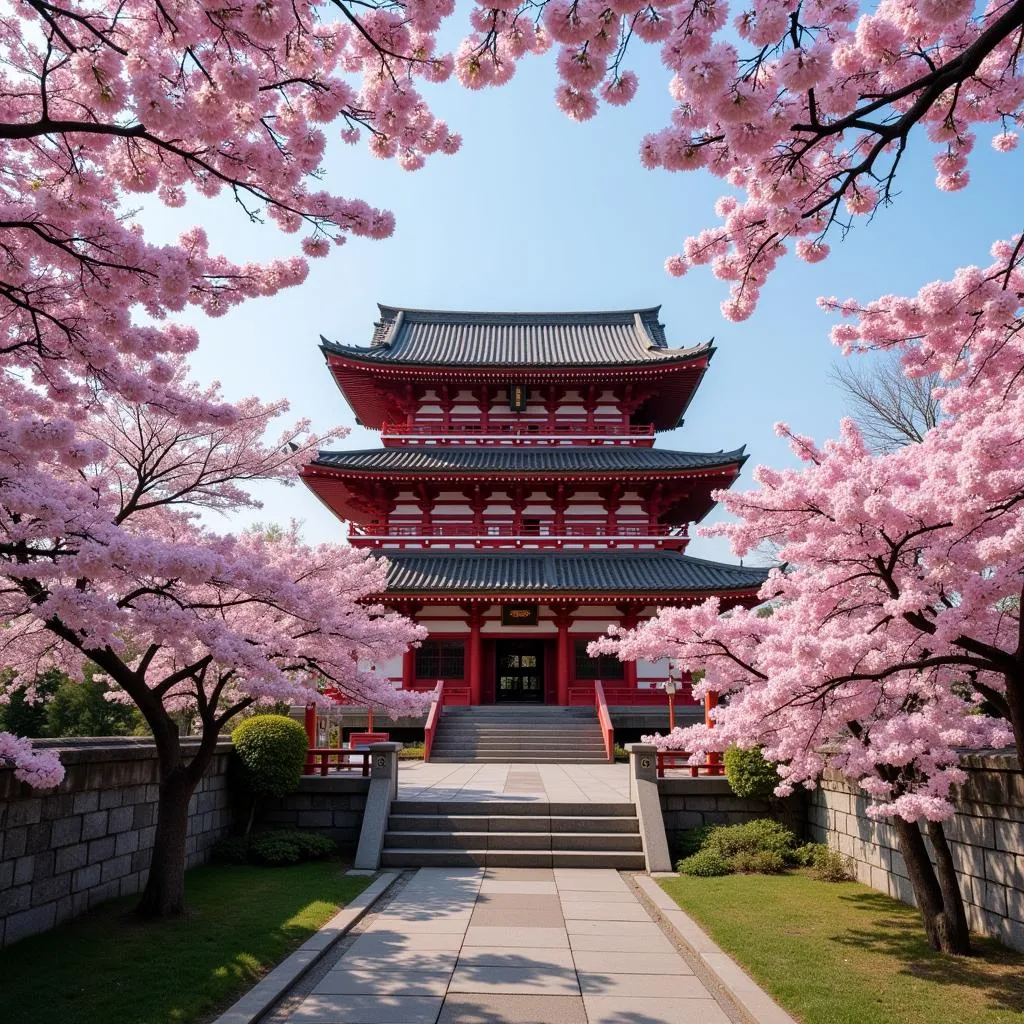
[495,640,544,703]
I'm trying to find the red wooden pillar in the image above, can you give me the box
[554,605,572,705]
[303,703,317,774]
[618,604,639,691]
[402,649,415,690]
[467,605,483,705]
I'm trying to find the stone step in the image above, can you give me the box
[428,753,610,761]
[386,814,642,833]
[383,830,643,851]
[425,745,602,753]
[390,800,636,816]
[380,848,647,869]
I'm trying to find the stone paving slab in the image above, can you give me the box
[448,964,581,995]
[561,900,651,921]
[463,925,570,948]
[435,993,589,1024]
[455,945,577,970]
[312,967,452,996]
[291,994,444,1023]
[570,951,694,976]
[577,973,711,998]
[568,931,679,953]
[583,995,732,1024]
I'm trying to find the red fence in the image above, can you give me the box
[656,751,725,778]
[304,749,371,777]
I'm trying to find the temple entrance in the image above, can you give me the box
[495,640,545,703]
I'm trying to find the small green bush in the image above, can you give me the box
[791,842,825,867]
[730,849,786,874]
[676,825,715,859]
[810,845,856,882]
[723,746,780,799]
[703,819,798,861]
[212,829,337,867]
[231,714,308,799]
[399,743,425,760]
[677,849,731,876]
[211,836,251,865]
[249,833,303,866]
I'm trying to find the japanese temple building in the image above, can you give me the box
[301,305,768,711]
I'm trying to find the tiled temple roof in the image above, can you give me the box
[320,305,711,367]
[378,550,770,595]
[313,446,746,474]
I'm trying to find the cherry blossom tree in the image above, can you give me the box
[591,233,1024,952]
[0,361,425,916]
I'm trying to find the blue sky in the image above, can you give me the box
[138,23,1020,564]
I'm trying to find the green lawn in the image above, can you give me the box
[661,873,1024,1024]
[0,860,372,1024]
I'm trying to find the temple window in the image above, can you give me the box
[415,640,466,679]
[573,641,625,680]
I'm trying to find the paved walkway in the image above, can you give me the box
[397,762,631,804]
[289,867,733,1024]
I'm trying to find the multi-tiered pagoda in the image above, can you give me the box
[301,305,767,709]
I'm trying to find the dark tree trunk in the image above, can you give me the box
[136,766,197,918]
[1004,666,1024,778]
[892,817,971,954]
[135,718,220,919]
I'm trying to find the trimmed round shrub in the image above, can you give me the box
[231,714,308,798]
[723,746,780,799]
[677,849,731,877]
[287,831,337,860]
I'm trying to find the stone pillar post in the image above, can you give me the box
[627,743,671,872]
[354,742,402,869]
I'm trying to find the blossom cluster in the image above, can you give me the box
[455,0,1023,317]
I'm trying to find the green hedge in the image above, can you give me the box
[212,830,337,867]
[723,746,780,799]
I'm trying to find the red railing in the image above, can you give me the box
[594,681,615,762]
[304,749,371,776]
[382,420,655,439]
[348,731,389,749]
[656,751,726,778]
[352,522,682,539]
[568,684,696,707]
[423,681,445,763]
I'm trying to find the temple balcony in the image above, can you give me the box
[380,418,656,447]
[347,521,688,551]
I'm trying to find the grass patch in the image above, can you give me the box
[660,873,1024,1024]
[0,860,371,1024]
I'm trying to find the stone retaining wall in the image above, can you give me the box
[258,776,370,848]
[807,753,1023,952]
[0,738,233,948]
[658,777,805,853]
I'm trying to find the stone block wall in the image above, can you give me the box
[0,738,233,948]
[807,753,1023,952]
[658,777,805,853]
[259,776,370,848]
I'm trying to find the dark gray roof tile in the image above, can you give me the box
[377,550,769,594]
[323,305,710,367]
[315,446,745,475]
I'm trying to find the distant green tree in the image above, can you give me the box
[0,671,60,737]
[0,667,144,737]
[45,666,144,737]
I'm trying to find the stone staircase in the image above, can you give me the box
[429,705,610,763]
[380,800,645,869]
